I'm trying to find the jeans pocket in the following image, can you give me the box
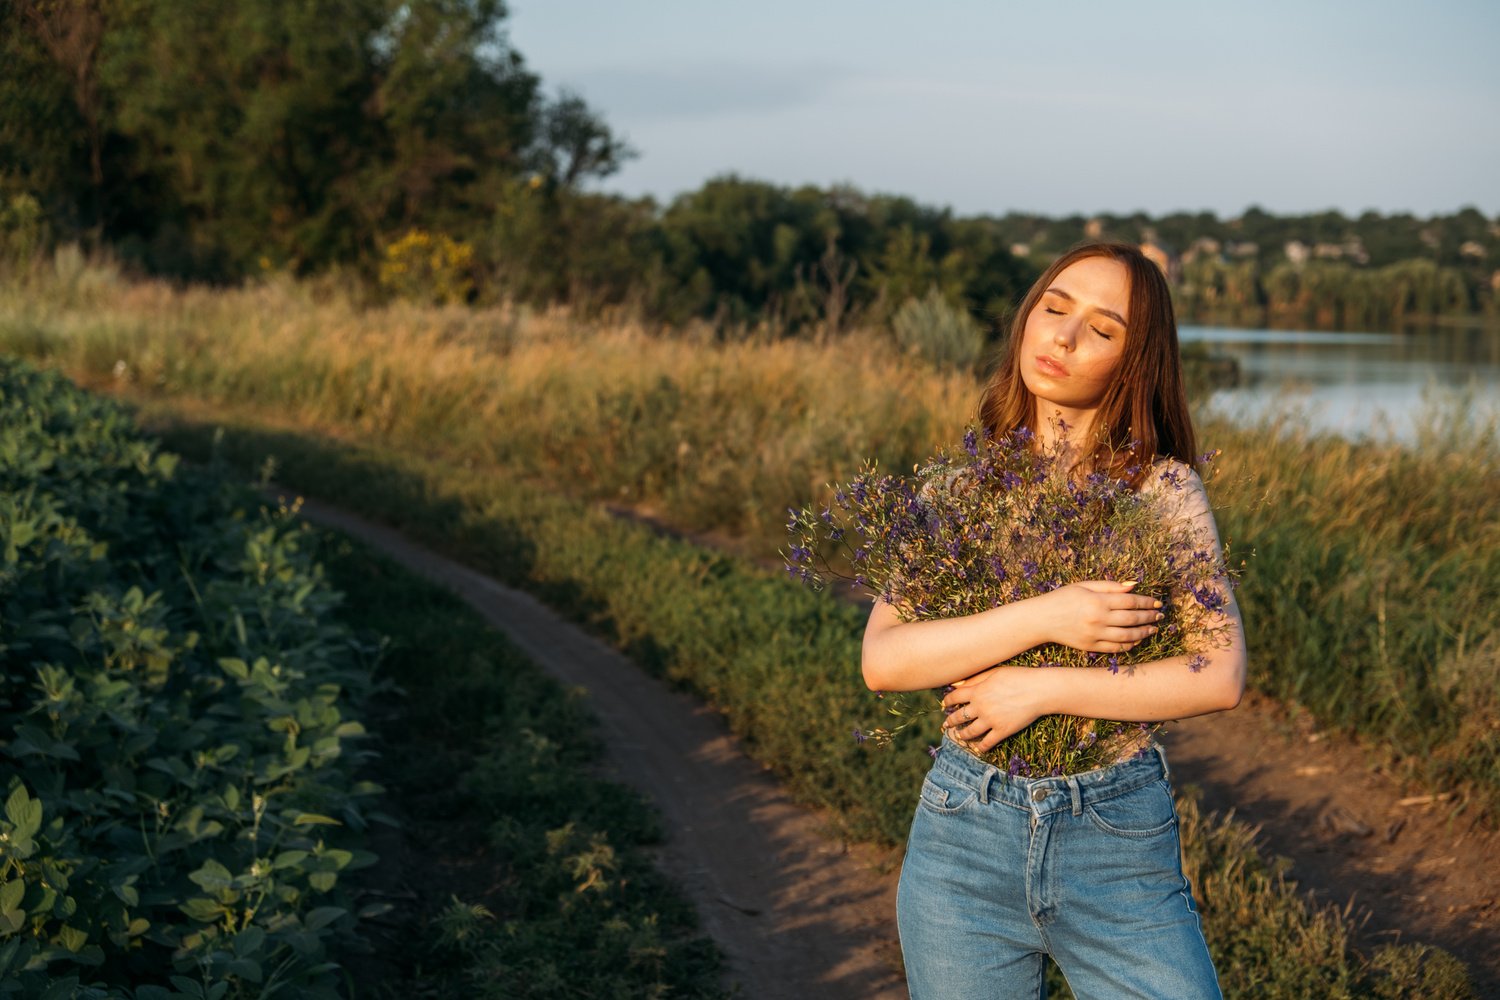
[918,766,979,815]
[1084,779,1177,838]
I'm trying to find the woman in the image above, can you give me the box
[863,242,1247,999]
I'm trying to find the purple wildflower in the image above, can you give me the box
[1007,755,1029,777]
[928,745,941,759]
[1187,653,1209,673]
[853,728,867,743]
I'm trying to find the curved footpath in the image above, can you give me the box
[285,493,1498,998]
[288,495,907,999]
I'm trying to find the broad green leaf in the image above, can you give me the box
[303,906,345,931]
[169,975,205,997]
[180,897,227,922]
[225,956,263,982]
[4,786,41,837]
[0,879,22,912]
[307,871,336,892]
[188,859,234,892]
[57,924,86,952]
[291,813,341,826]
[40,978,79,1000]
[234,925,265,956]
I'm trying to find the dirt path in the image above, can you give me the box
[287,492,1499,998]
[286,495,907,1000]
[1165,700,1499,994]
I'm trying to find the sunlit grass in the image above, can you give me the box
[2,255,1496,816]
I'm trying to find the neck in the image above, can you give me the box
[1033,406,1097,453]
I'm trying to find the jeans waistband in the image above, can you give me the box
[930,735,1170,816]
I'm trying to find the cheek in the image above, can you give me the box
[1081,349,1125,384]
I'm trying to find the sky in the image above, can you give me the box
[507,0,1499,220]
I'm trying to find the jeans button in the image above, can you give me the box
[1030,786,1048,802]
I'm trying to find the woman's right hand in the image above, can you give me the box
[1039,580,1163,653]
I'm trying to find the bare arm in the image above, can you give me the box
[860,580,1163,692]
[940,464,1247,749]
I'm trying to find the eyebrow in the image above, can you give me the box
[1044,287,1128,329]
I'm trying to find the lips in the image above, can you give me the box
[1035,355,1069,377]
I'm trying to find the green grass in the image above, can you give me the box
[307,520,726,999]
[125,397,1471,998]
[1,265,1494,821]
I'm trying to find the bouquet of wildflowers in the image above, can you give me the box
[785,426,1238,777]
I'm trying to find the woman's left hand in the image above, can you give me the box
[941,667,1044,753]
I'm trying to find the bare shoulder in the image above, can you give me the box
[1141,457,1218,540]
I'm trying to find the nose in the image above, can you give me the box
[1053,319,1078,351]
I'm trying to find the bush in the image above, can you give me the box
[891,288,986,371]
[377,229,475,306]
[0,359,380,996]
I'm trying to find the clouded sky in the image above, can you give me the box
[508,0,1499,219]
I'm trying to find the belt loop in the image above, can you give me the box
[1068,776,1082,817]
[978,765,993,805]
[1155,743,1171,782]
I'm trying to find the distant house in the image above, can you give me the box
[1139,238,1180,282]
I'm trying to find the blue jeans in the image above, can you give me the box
[897,738,1221,999]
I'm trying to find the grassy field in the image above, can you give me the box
[2,258,1495,817]
[311,511,726,999]
[0,257,1491,993]
[136,399,1472,998]
[0,354,724,997]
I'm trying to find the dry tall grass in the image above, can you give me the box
[2,253,1496,811]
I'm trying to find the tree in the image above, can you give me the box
[528,90,635,188]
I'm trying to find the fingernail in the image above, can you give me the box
[1156,611,1164,620]
[1154,601,1163,609]
[1122,580,1138,587]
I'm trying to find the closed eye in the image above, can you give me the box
[1091,326,1113,340]
[1044,307,1065,315]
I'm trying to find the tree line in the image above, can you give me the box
[3,0,1496,334]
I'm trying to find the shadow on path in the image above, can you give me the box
[285,494,909,1000]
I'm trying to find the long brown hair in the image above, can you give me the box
[978,241,1197,488]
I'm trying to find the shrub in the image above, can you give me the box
[377,229,475,305]
[891,288,986,370]
[0,359,379,996]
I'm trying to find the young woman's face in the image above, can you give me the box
[1019,256,1131,426]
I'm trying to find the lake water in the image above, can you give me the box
[1179,324,1500,443]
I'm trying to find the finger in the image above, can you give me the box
[1105,609,1163,627]
[954,720,991,742]
[1076,579,1138,594]
[1105,625,1159,643]
[1105,596,1163,612]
